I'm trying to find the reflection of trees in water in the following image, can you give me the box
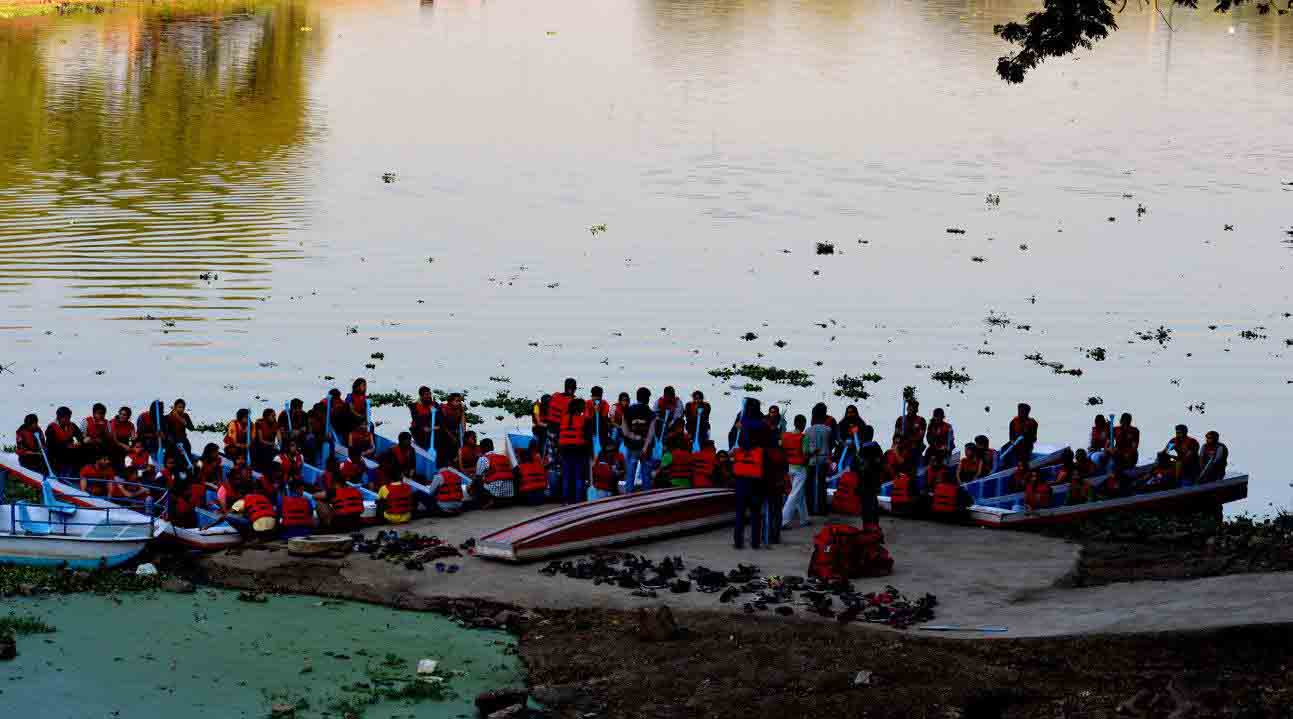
[0,1,323,316]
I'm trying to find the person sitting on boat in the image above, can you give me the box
[1010,456,1036,495]
[347,421,376,462]
[123,437,152,479]
[304,405,329,463]
[14,414,44,473]
[107,406,135,470]
[167,462,209,529]
[81,403,111,467]
[475,438,515,507]
[925,447,951,490]
[276,439,306,489]
[425,468,463,517]
[1140,451,1179,492]
[925,408,954,464]
[1199,431,1228,484]
[957,443,983,484]
[232,488,277,538]
[712,449,736,489]
[459,430,481,473]
[224,409,251,460]
[514,446,549,505]
[377,432,417,489]
[1111,413,1140,477]
[1087,414,1111,471]
[136,400,164,455]
[79,454,116,497]
[589,444,624,500]
[278,479,317,538]
[318,388,348,435]
[661,436,694,490]
[893,400,927,467]
[684,390,712,446]
[164,399,195,458]
[1072,448,1097,479]
[339,377,368,437]
[110,452,151,503]
[47,406,84,476]
[1165,424,1201,485]
[408,386,438,451]
[194,442,224,493]
[278,398,309,452]
[219,454,252,512]
[1023,468,1054,511]
[884,434,915,480]
[691,439,718,488]
[252,409,280,472]
[973,435,997,477]
[1060,450,1092,506]
[1008,403,1039,460]
[339,447,368,488]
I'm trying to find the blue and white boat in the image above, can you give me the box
[0,480,158,569]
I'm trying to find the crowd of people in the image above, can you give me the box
[9,375,1231,547]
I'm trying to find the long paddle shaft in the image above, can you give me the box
[323,398,332,466]
[692,406,704,453]
[155,403,164,465]
[34,429,56,477]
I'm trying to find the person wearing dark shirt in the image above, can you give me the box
[619,387,656,493]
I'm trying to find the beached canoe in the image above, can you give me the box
[475,487,735,563]
[0,453,242,551]
[0,494,158,569]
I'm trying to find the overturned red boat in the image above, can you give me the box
[475,488,735,563]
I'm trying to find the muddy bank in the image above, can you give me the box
[520,609,1293,719]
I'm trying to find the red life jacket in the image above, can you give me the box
[889,473,915,509]
[278,452,304,484]
[957,457,981,484]
[1113,425,1139,461]
[224,420,249,448]
[80,465,114,496]
[15,427,39,455]
[435,471,463,504]
[666,449,693,482]
[348,429,373,455]
[165,413,190,439]
[1010,416,1038,443]
[410,401,436,431]
[585,399,610,419]
[926,463,949,488]
[979,448,997,475]
[1025,480,1053,511]
[591,460,617,491]
[84,416,109,442]
[1090,426,1109,451]
[347,392,367,418]
[894,415,926,448]
[731,448,763,479]
[545,392,573,426]
[558,415,589,449]
[1066,469,1089,504]
[137,413,158,439]
[242,493,275,523]
[47,421,77,446]
[255,418,278,443]
[831,471,861,515]
[927,421,951,451]
[109,418,135,443]
[483,453,512,484]
[931,481,960,514]
[280,495,313,528]
[339,460,367,485]
[333,485,364,516]
[459,444,480,469]
[1011,468,1035,493]
[517,459,547,495]
[691,448,717,488]
[384,481,414,516]
[781,432,806,466]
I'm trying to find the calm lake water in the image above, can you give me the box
[0,0,1290,512]
[2,590,525,718]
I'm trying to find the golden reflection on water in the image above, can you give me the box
[0,0,321,317]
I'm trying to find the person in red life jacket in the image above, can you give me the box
[425,468,463,516]
[1054,448,1089,506]
[1008,403,1040,460]
[407,386,439,451]
[46,406,84,476]
[1111,413,1140,479]
[957,443,983,484]
[557,398,593,504]
[1023,467,1054,511]
[317,387,348,435]
[711,450,735,489]
[436,392,466,467]
[276,439,306,489]
[969,435,995,478]
[584,386,612,449]
[588,444,624,500]
[1088,414,1111,471]
[347,421,376,462]
[305,455,342,528]
[780,415,811,529]
[513,446,549,505]
[14,414,45,473]
[278,479,317,538]
[925,408,953,463]
[330,471,366,531]
[376,431,417,489]
[223,409,251,460]
[1167,424,1201,485]
[109,449,151,503]
[458,430,480,473]
[1199,431,1229,484]
[136,400,164,455]
[661,436,694,490]
[692,439,719,489]
[609,392,631,446]
[338,447,368,488]
[219,454,252,512]
[252,408,280,472]
[122,437,152,482]
[79,455,115,497]
[81,403,111,464]
[884,434,915,480]
[234,488,277,538]
[167,459,209,529]
[1140,451,1179,493]
[682,390,711,447]
[344,377,369,429]
[473,438,515,507]
[278,398,309,452]
[1009,455,1037,495]
[925,447,951,490]
[1073,448,1097,479]
[106,406,135,470]
[544,378,579,454]
[654,386,686,446]
[164,399,196,458]
[893,400,927,464]
[731,398,774,550]
[194,442,224,497]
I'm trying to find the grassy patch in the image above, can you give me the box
[369,390,415,408]
[832,373,882,400]
[0,564,163,596]
[472,391,533,419]
[0,615,56,636]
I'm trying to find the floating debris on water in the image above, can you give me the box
[588,224,608,236]
[930,367,972,387]
[381,172,397,184]
[474,391,534,418]
[984,311,1011,327]
[985,193,1001,207]
[1084,346,1107,361]
[1238,328,1268,340]
[1087,396,1104,406]
[1134,326,1173,345]
[816,241,835,255]
[833,373,882,400]
[946,227,967,235]
[369,390,416,408]
[971,256,986,263]
[708,364,814,387]
[741,332,758,341]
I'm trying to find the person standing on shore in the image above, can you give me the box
[544,378,578,455]
[408,387,438,452]
[557,398,593,504]
[803,403,833,515]
[732,398,773,550]
[684,391,711,446]
[780,414,811,530]
[855,441,886,527]
[894,400,927,468]
[619,387,655,493]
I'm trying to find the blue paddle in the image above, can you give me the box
[691,406,704,453]
[34,429,56,478]
[154,402,164,466]
[427,405,439,470]
[593,400,603,457]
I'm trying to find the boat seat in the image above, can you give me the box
[41,479,78,516]
[16,503,52,535]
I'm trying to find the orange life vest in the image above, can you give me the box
[280,495,313,528]
[558,414,589,449]
[731,448,763,479]
[435,471,463,504]
[1011,468,1035,493]
[15,427,39,455]
[410,401,436,431]
[781,432,806,466]
[931,481,960,514]
[255,418,278,443]
[831,471,861,515]
[1113,425,1139,462]
[1025,480,1053,510]
[47,421,77,445]
[459,444,480,469]
[957,457,981,483]
[691,448,717,488]
[278,452,304,484]
[666,449,693,482]
[889,472,915,509]
[348,429,373,455]
[483,453,512,484]
[384,481,414,515]
[224,420,249,447]
[1010,416,1038,443]
[517,459,547,495]
[332,485,364,516]
[339,460,367,485]
[242,493,275,523]
[927,421,951,451]
[84,416,109,442]
[109,418,135,443]
[545,392,573,425]
[591,460,617,491]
